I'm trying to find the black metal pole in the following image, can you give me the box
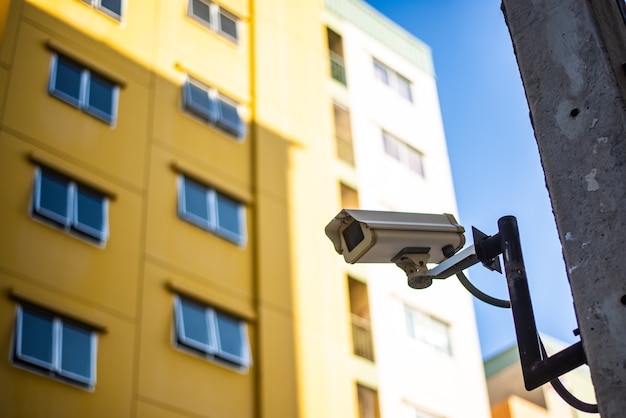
[498,216,543,389]
[498,216,587,390]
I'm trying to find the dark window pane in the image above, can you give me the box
[217,99,242,136]
[183,178,209,222]
[87,74,115,120]
[216,194,242,238]
[38,172,70,221]
[101,0,122,16]
[75,188,105,235]
[19,309,54,366]
[53,57,82,103]
[60,324,93,380]
[192,0,211,24]
[219,12,238,40]
[184,82,214,121]
[216,312,244,360]
[333,103,352,143]
[180,299,211,347]
[357,385,380,418]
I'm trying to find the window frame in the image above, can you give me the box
[182,77,246,140]
[404,305,452,356]
[32,167,109,245]
[188,0,240,44]
[174,295,252,370]
[48,54,119,125]
[177,175,247,246]
[381,131,425,177]
[373,58,413,103]
[82,0,124,21]
[13,305,98,388]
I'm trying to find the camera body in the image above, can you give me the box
[325,209,466,265]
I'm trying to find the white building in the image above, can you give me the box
[324,0,492,417]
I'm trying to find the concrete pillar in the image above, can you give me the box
[500,0,626,415]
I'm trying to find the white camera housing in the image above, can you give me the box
[325,209,466,265]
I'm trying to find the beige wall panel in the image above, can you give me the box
[253,3,345,418]
[136,399,197,418]
[254,184,292,310]
[295,315,355,418]
[144,147,253,298]
[155,2,250,100]
[0,0,20,66]
[25,0,159,68]
[0,274,135,418]
[1,20,151,189]
[0,0,10,53]
[253,24,327,144]
[165,265,255,321]
[217,0,250,18]
[0,133,143,317]
[287,148,343,329]
[137,263,254,418]
[252,123,290,199]
[256,304,298,418]
[255,0,323,42]
[150,71,251,188]
[0,66,8,120]
[252,123,291,310]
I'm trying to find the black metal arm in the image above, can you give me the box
[475,216,587,391]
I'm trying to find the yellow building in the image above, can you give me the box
[0,1,489,417]
[0,0,338,416]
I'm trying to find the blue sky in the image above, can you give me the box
[363,0,580,359]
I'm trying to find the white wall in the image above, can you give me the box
[340,20,491,418]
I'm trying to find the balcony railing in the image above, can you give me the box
[330,52,347,86]
[351,314,374,361]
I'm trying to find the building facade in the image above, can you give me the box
[0,0,489,417]
[485,336,597,418]
[323,1,490,417]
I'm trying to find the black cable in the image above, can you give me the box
[456,272,511,308]
[539,339,599,413]
[549,377,599,413]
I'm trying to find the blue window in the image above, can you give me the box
[82,0,123,20]
[49,54,118,124]
[32,167,109,245]
[182,77,246,139]
[174,296,251,369]
[13,305,97,388]
[189,0,239,43]
[178,175,246,245]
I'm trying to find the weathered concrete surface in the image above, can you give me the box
[500,0,626,416]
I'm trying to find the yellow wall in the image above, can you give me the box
[252,0,355,416]
[0,0,351,417]
[492,396,553,418]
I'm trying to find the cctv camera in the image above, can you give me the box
[325,209,466,265]
[325,209,466,288]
